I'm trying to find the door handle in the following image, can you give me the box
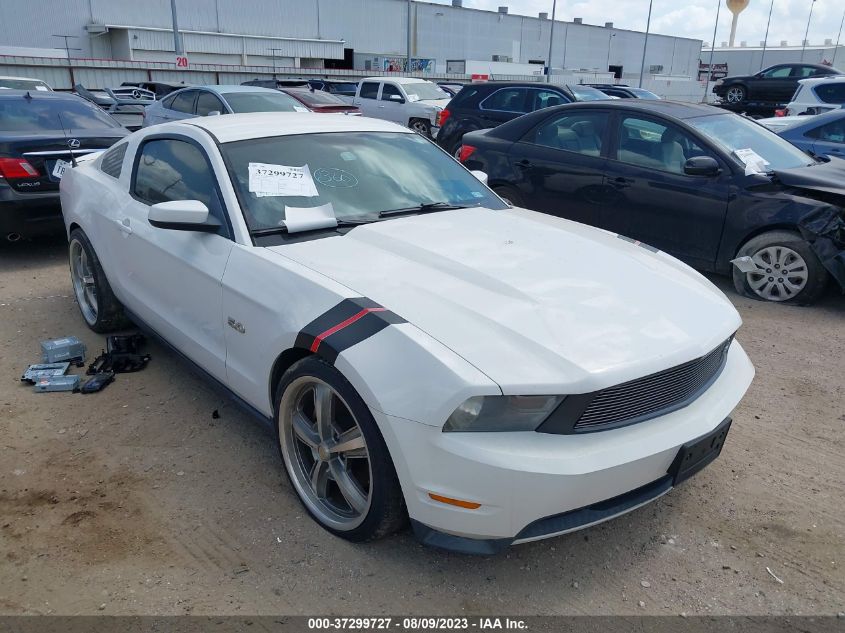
[119,217,132,235]
[378,105,386,108]
[515,159,533,169]
[611,176,633,187]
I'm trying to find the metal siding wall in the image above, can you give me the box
[0,0,93,56]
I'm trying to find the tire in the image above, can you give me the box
[275,356,406,542]
[725,85,747,104]
[493,185,525,208]
[68,228,131,332]
[409,118,432,137]
[731,230,828,305]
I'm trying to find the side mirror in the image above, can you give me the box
[389,94,405,103]
[470,170,489,184]
[206,110,221,117]
[148,200,221,232]
[683,156,721,177]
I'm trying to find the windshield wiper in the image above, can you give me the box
[250,219,371,237]
[378,202,472,218]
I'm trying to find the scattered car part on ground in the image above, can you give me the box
[758,109,845,158]
[41,335,86,365]
[277,87,361,115]
[21,362,71,384]
[785,76,845,116]
[460,99,843,304]
[74,84,154,131]
[142,85,302,127]
[34,373,80,392]
[0,89,128,240]
[60,111,754,553]
[0,75,52,91]
[712,63,841,105]
[80,370,116,393]
[87,334,151,374]
[352,77,451,137]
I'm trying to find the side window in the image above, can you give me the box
[169,90,196,113]
[806,120,845,143]
[132,139,229,238]
[616,116,711,174]
[796,65,823,78]
[527,112,606,157]
[359,82,380,99]
[527,89,569,112]
[100,142,128,179]
[480,88,528,113]
[381,84,403,101]
[762,66,791,79]
[814,83,845,104]
[196,91,225,116]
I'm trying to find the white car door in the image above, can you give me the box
[378,83,407,125]
[116,130,234,381]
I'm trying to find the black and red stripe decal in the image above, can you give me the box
[295,297,406,364]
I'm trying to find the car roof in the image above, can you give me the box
[0,89,80,99]
[181,112,411,143]
[360,76,431,84]
[542,99,720,119]
[174,85,282,96]
[0,75,48,82]
[798,76,845,86]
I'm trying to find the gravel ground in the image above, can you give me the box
[0,235,843,616]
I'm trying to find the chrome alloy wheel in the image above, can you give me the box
[69,238,98,325]
[411,120,430,135]
[279,377,372,530]
[725,86,745,103]
[744,245,809,302]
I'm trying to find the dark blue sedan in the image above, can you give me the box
[759,109,845,159]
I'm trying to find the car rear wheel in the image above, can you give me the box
[732,230,828,304]
[276,357,406,542]
[725,85,747,104]
[409,119,432,137]
[68,228,131,332]
[493,185,525,208]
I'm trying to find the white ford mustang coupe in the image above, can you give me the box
[60,113,754,554]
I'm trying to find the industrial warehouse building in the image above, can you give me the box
[0,0,704,94]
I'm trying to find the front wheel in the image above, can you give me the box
[68,228,130,332]
[409,118,432,137]
[725,85,747,104]
[732,230,828,304]
[276,357,406,542]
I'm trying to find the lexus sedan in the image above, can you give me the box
[60,113,753,553]
[460,100,845,304]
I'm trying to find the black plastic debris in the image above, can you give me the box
[80,371,115,394]
[798,205,845,290]
[87,333,151,375]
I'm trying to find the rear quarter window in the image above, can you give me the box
[814,83,845,104]
[99,142,127,179]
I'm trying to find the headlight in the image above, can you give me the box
[443,395,564,432]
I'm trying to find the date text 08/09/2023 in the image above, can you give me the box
[307,617,529,630]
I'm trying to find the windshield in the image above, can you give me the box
[402,82,450,102]
[288,90,347,106]
[223,92,300,113]
[567,85,611,101]
[0,78,51,91]
[0,97,122,132]
[327,82,357,94]
[687,113,815,171]
[628,88,661,99]
[222,131,506,230]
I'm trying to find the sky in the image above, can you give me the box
[429,0,845,47]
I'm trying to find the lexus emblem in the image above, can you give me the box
[67,138,81,149]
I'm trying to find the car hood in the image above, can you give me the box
[267,207,740,393]
[775,156,845,198]
[415,98,451,109]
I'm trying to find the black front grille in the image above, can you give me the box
[572,337,733,432]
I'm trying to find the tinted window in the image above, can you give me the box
[223,92,299,113]
[761,66,791,78]
[381,84,403,101]
[616,116,710,174]
[528,111,607,157]
[527,89,569,111]
[195,91,225,116]
[359,82,380,99]
[0,96,122,132]
[133,138,229,236]
[169,90,196,113]
[814,83,845,104]
[221,132,507,230]
[100,142,127,179]
[599,88,629,98]
[806,118,845,143]
[480,88,527,113]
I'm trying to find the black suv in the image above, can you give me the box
[435,82,609,156]
[713,63,841,105]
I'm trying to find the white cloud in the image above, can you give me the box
[428,0,845,47]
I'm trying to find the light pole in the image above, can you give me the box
[546,0,557,83]
[638,0,653,88]
[702,0,722,103]
[170,0,183,56]
[801,0,817,62]
[606,32,616,74]
[760,0,774,71]
[833,8,845,67]
[407,0,412,72]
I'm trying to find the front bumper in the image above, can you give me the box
[0,182,63,238]
[377,340,754,553]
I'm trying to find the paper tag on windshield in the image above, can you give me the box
[734,148,769,175]
[248,162,319,197]
[282,202,338,233]
[407,94,420,102]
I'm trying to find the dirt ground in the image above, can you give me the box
[0,235,843,617]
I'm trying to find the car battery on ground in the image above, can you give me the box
[21,362,71,384]
[33,374,81,393]
[41,336,86,366]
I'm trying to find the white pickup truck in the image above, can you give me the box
[352,77,451,137]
